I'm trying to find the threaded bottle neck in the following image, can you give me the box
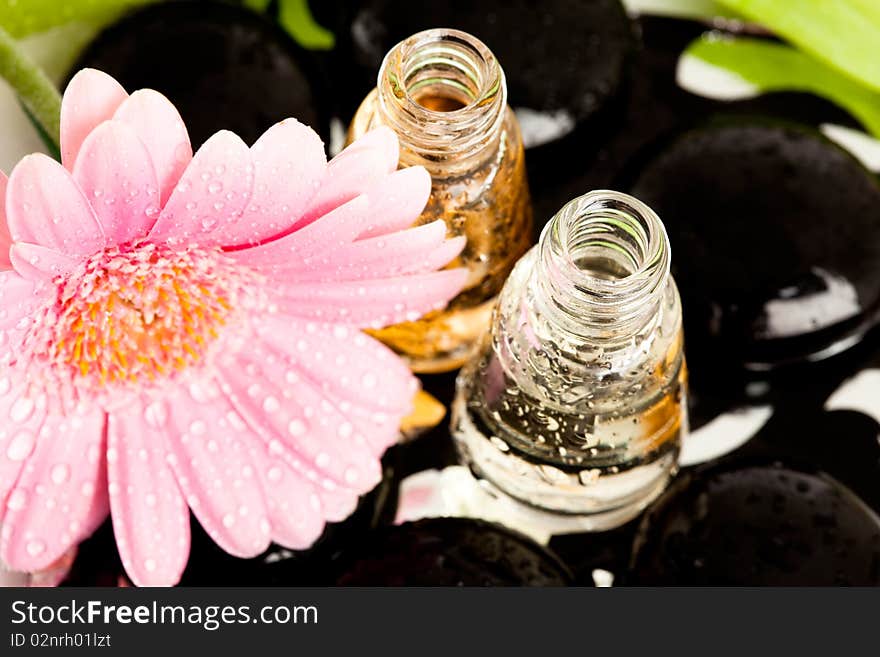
[535,190,672,344]
[376,28,506,174]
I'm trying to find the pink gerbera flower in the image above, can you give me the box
[0,69,466,585]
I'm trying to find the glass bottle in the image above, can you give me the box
[452,190,687,531]
[348,28,533,373]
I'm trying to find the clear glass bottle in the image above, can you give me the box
[452,190,687,531]
[348,28,533,373]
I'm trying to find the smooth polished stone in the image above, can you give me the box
[630,462,880,585]
[628,120,880,370]
[339,0,633,148]
[71,1,330,148]
[329,518,572,586]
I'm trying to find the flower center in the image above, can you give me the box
[23,242,263,400]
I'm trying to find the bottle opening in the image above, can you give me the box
[538,190,672,337]
[378,28,506,163]
[565,202,654,282]
[397,30,497,113]
[554,191,667,289]
[414,94,469,113]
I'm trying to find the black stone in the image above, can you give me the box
[328,518,572,586]
[336,0,633,147]
[70,0,331,149]
[630,462,880,585]
[627,119,880,370]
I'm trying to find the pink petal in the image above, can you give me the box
[6,154,105,257]
[358,166,431,238]
[229,119,326,246]
[229,166,429,268]
[107,402,190,586]
[9,243,79,281]
[148,130,253,246]
[0,384,47,510]
[259,315,415,417]
[160,392,270,558]
[216,339,369,521]
[60,69,128,169]
[257,317,415,454]
[248,442,325,549]
[0,404,106,572]
[72,121,161,245]
[271,268,468,329]
[0,172,12,270]
[298,127,398,226]
[227,194,370,267]
[113,89,192,205]
[75,461,109,545]
[0,270,48,331]
[289,221,465,282]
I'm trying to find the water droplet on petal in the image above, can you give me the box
[9,397,35,423]
[50,463,70,485]
[263,396,280,413]
[6,430,35,461]
[26,540,46,557]
[144,401,167,428]
[288,419,306,436]
[6,488,26,511]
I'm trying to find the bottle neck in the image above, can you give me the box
[533,190,672,345]
[376,28,506,175]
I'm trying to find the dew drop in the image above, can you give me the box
[26,540,45,557]
[144,401,167,428]
[9,397,35,423]
[263,396,280,413]
[6,430,35,461]
[288,419,306,436]
[6,488,26,511]
[50,463,70,485]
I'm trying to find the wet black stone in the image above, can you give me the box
[627,119,880,371]
[630,462,880,585]
[70,1,331,148]
[337,0,633,146]
[328,518,572,586]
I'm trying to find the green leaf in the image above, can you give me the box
[716,0,880,91]
[278,0,335,50]
[623,0,739,21]
[681,36,880,137]
[20,100,61,160]
[242,0,272,11]
[0,24,61,149]
[0,0,158,38]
